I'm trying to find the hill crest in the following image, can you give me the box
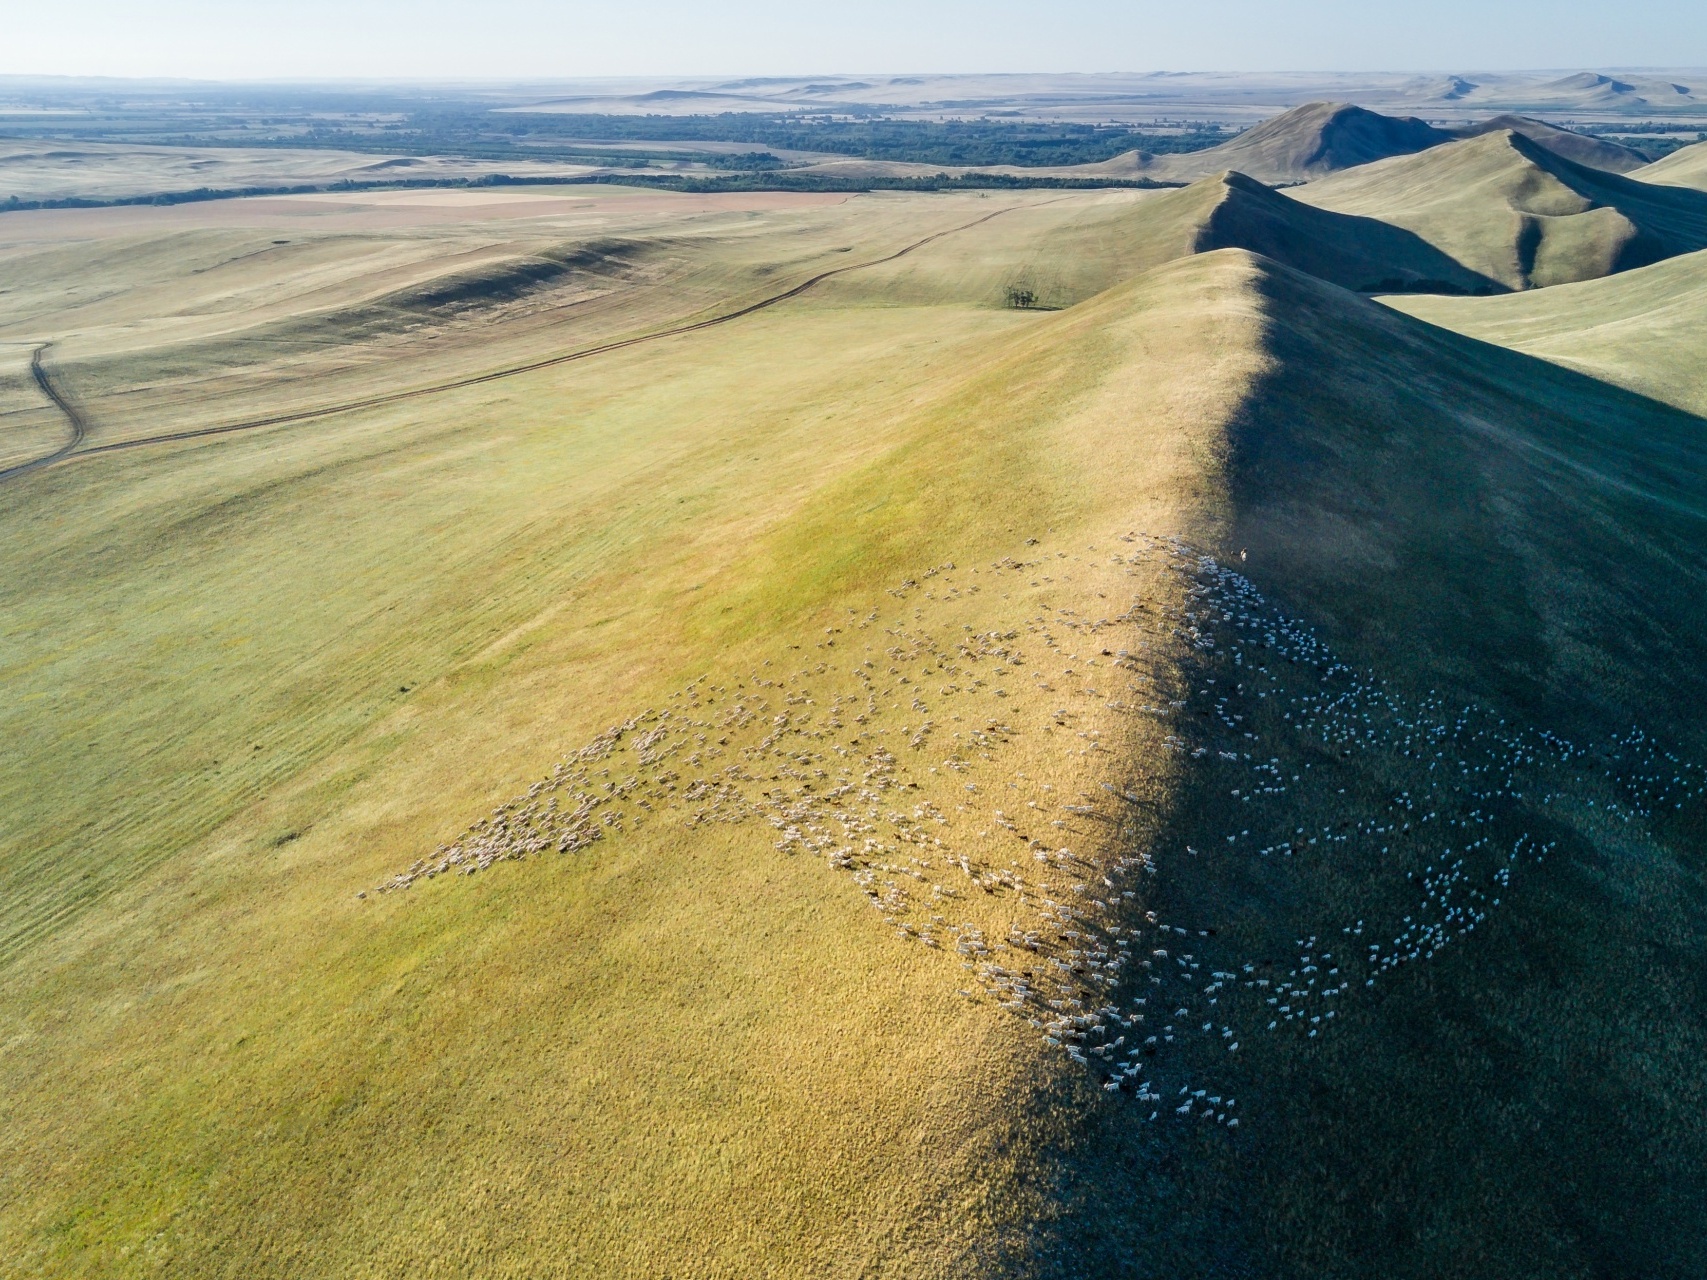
[1126,101,1453,184]
[1452,114,1649,173]
[1295,128,1707,289]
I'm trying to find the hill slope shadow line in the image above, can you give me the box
[1007,252,1707,1280]
[1198,172,1503,295]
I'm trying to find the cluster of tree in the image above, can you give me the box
[0,170,1172,216]
[1573,121,1707,160]
[566,171,1172,194]
[698,152,790,171]
[309,110,1234,169]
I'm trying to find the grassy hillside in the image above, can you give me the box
[1166,170,1492,292]
[821,174,1491,311]
[1451,114,1649,173]
[1125,102,1451,185]
[1295,129,1707,288]
[0,191,1269,1277]
[1633,139,1707,190]
[1385,247,1707,414]
[3,181,1706,1279]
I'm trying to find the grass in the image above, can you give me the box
[1294,129,1707,288]
[1634,139,1707,190]
[1385,247,1707,415]
[0,139,603,205]
[2,173,1706,1278]
[0,190,1270,1276]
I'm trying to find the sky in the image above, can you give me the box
[7,0,1706,81]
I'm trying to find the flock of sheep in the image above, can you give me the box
[372,533,1702,1124]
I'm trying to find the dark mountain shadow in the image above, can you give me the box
[1005,255,1707,1279]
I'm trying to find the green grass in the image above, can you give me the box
[3,175,1707,1279]
[0,192,1272,1276]
[1384,247,1707,414]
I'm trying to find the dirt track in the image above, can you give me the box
[0,346,88,483]
[0,205,1018,487]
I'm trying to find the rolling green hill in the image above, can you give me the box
[1294,129,1707,288]
[3,182,1707,1279]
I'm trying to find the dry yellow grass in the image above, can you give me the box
[1384,246,1707,415]
[0,187,1272,1276]
[1293,130,1707,289]
[0,140,604,204]
[1632,139,1707,191]
[6,172,1707,1278]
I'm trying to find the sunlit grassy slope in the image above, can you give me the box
[0,192,1264,1277]
[1632,139,1707,190]
[1295,129,1707,288]
[3,182,1707,1279]
[1386,247,1707,414]
[1452,114,1649,173]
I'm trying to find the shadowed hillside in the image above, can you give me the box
[1160,171,1494,293]
[1294,130,1707,288]
[1009,250,1707,1279]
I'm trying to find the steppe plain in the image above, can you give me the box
[3,75,1707,1278]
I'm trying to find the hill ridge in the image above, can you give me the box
[1122,101,1453,185]
[1452,113,1649,173]
[1295,128,1707,288]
